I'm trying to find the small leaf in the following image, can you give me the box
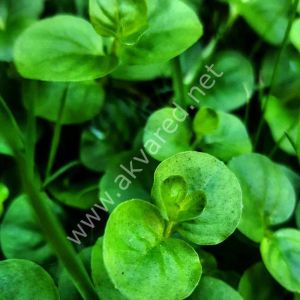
[239,262,284,300]
[194,109,252,161]
[0,259,59,299]
[23,80,105,125]
[14,15,118,81]
[89,0,147,40]
[261,228,300,292]
[91,238,126,299]
[160,175,206,222]
[143,107,192,161]
[229,153,296,242]
[103,199,202,300]
[189,276,243,300]
[119,0,203,64]
[0,194,63,264]
[193,107,220,140]
[152,151,242,245]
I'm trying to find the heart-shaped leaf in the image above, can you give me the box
[0,259,59,299]
[103,199,202,300]
[261,228,300,292]
[14,15,118,81]
[229,153,296,242]
[152,151,243,245]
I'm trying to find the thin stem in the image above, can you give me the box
[26,94,37,176]
[164,221,175,238]
[171,56,186,107]
[43,160,81,189]
[45,87,68,179]
[254,0,299,149]
[1,100,99,300]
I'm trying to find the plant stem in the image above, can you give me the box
[43,160,81,188]
[254,0,299,149]
[171,56,186,108]
[16,153,99,300]
[45,87,68,179]
[164,221,175,238]
[1,98,99,300]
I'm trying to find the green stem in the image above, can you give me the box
[43,160,81,188]
[1,98,99,300]
[45,87,68,179]
[254,0,299,149]
[164,221,175,238]
[171,56,186,108]
[16,153,99,300]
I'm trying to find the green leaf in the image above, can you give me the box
[99,150,157,213]
[23,80,105,125]
[261,48,300,102]
[0,259,59,299]
[193,107,220,140]
[14,15,118,81]
[152,151,242,245]
[189,51,254,111]
[119,0,203,64]
[0,194,63,264]
[297,114,300,163]
[0,0,44,61]
[91,238,126,299]
[261,228,300,292]
[0,182,9,216]
[228,153,296,242]
[238,262,284,300]
[189,276,243,300]
[197,248,218,276]
[89,0,147,40]
[291,19,300,54]
[265,96,299,155]
[226,0,290,45]
[160,175,207,222]
[143,107,192,161]
[194,109,252,161]
[103,199,202,300]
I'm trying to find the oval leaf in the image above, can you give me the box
[14,15,118,81]
[229,153,296,242]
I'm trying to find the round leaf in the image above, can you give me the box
[229,153,296,242]
[152,151,243,245]
[238,262,284,300]
[189,276,243,300]
[143,107,192,161]
[191,51,254,111]
[14,15,118,81]
[103,199,202,300]
[261,228,300,292]
[0,259,59,299]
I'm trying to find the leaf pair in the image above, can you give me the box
[102,151,243,299]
